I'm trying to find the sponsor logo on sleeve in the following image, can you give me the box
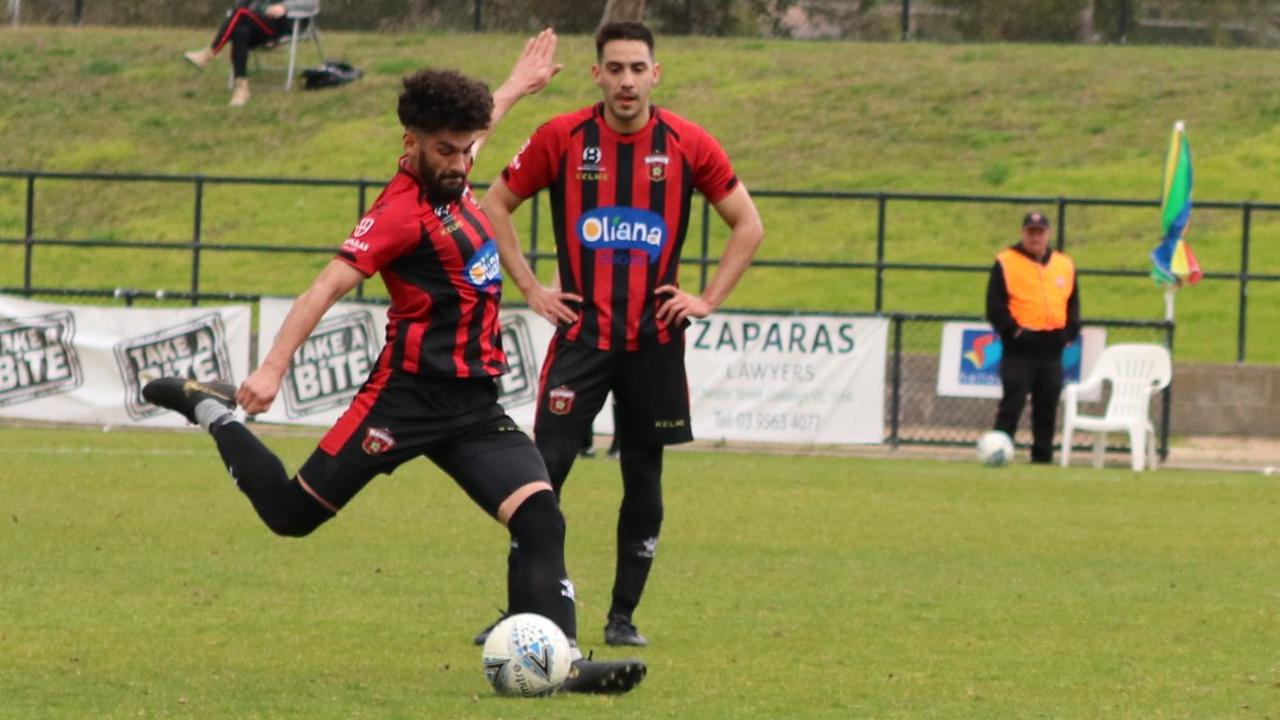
[509,138,531,171]
[576,206,668,262]
[342,217,376,253]
[281,310,380,419]
[495,314,537,409]
[464,240,503,290]
[0,311,82,407]
[115,314,233,420]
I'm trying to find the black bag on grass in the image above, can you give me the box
[301,62,364,90]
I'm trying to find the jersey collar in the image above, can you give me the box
[593,102,659,143]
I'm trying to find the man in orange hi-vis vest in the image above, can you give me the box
[985,211,1081,464]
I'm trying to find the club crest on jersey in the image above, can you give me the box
[644,153,669,182]
[465,240,502,290]
[362,427,396,455]
[548,385,574,415]
[577,207,668,261]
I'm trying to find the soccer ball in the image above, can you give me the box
[481,613,572,697]
[976,430,1015,467]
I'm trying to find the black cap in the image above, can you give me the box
[1022,211,1050,229]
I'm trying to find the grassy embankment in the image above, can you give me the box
[2,27,1279,361]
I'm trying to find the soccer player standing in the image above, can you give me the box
[143,32,645,694]
[481,22,764,647]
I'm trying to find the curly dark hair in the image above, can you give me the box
[595,21,655,61]
[397,69,493,134]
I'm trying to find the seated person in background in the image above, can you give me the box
[182,0,319,107]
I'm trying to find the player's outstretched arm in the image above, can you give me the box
[474,29,562,160]
[656,184,763,325]
[237,259,365,414]
[483,177,582,325]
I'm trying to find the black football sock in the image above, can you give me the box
[211,422,332,537]
[506,490,577,641]
[609,442,664,621]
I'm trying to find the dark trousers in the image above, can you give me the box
[995,351,1063,463]
[210,7,291,78]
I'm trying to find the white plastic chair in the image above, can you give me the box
[1060,343,1172,471]
[227,7,325,92]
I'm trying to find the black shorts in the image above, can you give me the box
[533,334,692,445]
[298,368,548,519]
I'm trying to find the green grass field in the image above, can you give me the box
[3,425,1279,718]
[2,27,1280,362]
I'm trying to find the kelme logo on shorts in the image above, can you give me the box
[465,240,502,290]
[0,311,82,407]
[577,207,667,261]
[115,314,233,420]
[282,310,379,419]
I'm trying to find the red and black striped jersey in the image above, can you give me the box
[502,103,739,351]
[336,156,506,378]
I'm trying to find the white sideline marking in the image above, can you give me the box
[0,447,208,457]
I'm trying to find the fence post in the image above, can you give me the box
[1055,197,1066,251]
[684,0,693,34]
[875,194,886,312]
[1159,320,1174,461]
[473,0,482,32]
[1237,202,1251,363]
[23,173,34,295]
[900,0,910,40]
[529,191,540,276]
[8,0,18,27]
[1119,0,1129,43]
[191,177,203,306]
[699,195,711,292]
[74,0,82,24]
[355,180,368,299]
[889,314,903,447]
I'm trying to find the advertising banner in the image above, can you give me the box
[254,297,389,426]
[686,314,888,444]
[255,299,555,430]
[257,303,888,445]
[0,294,251,426]
[936,322,1106,401]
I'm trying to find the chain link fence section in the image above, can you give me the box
[885,314,1173,456]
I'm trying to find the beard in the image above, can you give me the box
[417,148,467,203]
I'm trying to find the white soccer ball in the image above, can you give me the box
[976,431,1015,467]
[481,613,572,697]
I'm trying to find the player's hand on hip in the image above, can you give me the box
[237,367,282,415]
[527,284,581,326]
[655,284,712,326]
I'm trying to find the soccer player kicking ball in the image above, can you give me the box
[143,31,644,695]
[479,22,764,647]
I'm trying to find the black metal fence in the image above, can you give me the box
[885,313,1173,456]
[0,169,1272,362]
[0,168,1185,453]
